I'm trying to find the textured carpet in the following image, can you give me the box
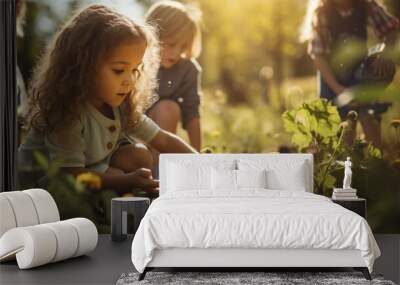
[116,271,395,285]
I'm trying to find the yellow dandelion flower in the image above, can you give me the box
[76,172,102,190]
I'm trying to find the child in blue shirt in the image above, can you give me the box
[145,1,203,151]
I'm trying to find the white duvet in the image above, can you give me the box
[131,190,380,273]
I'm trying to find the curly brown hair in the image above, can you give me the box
[29,4,160,134]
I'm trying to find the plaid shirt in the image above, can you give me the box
[308,0,399,56]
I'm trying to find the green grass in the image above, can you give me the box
[178,75,400,155]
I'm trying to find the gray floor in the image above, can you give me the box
[0,234,399,285]
[374,234,400,284]
[0,235,135,285]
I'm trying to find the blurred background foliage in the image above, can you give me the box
[17,0,400,233]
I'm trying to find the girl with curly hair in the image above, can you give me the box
[19,4,196,195]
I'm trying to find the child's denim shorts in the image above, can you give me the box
[318,71,390,121]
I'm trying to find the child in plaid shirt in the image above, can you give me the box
[301,0,399,146]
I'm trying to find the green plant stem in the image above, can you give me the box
[318,127,346,192]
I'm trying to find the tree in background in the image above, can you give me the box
[197,0,308,108]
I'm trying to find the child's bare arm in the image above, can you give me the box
[312,55,346,95]
[148,129,198,154]
[185,117,201,151]
[62,167,159,194]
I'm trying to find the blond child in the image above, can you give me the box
[19,4,196,195]
[145,1,203,152]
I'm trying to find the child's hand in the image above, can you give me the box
[130,168,159,193]
[334,88,354,107]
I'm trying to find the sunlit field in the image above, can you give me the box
[16,0,400,233]
[178,75,400,156]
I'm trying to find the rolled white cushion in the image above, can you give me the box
[0,196,17,238]
[42,221,79,262]
[23,189,60,223]
[0,226,57,269]
[65,218,98,257]
[0,218,97,269]
[0,191,39,227]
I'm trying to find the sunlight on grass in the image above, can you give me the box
[178,75,400,156]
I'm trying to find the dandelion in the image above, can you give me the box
[76,172,102,190]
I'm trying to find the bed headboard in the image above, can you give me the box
[159,153,314,195]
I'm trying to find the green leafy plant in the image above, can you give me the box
[282,99,347,195]
[282,99,400,233]
[32,151,116,233]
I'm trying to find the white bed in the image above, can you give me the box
[131,154,380,280]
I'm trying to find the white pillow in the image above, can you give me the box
[165,159,236,193]
[266,162,306,191]
[211,168,237,190]
[238,159,308,191]
[167,163,212,191]
[236,169,267,189]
